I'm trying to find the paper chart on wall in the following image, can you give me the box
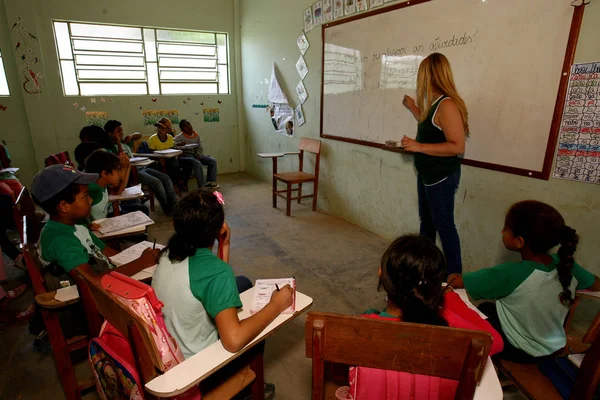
[553,61,600,185]
[334,0,344,19]
[370,0,384,7]
[323,0,333,23]
[313,1,323,26]
[268,64,289,104]
[356,0,368,12]
[296,56,309,80]
[345,0,357,15]
[297,31,310,56]
[296,105,306,127]
[304,7,314,32]
[296,81,308,104]
[272,104,295,137]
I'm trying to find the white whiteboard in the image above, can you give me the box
[321,0,575,176]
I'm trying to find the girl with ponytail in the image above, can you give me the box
[351,235,503,398]
[449,200,599,363]
[152,190,293,357]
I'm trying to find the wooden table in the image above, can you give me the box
[145,288,313,397]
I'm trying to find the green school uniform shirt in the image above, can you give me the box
[88,182,111,221]
[464,255,595,356]
[39,220,112,274]
[151,248,242,359]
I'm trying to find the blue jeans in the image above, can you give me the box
[198,155,218,183]
[417,168,462,275]
[137,167,177,214]
[179,156,205,187]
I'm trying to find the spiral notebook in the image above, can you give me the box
[250,278,296,314]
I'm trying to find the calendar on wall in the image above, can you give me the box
[553,62,600,185]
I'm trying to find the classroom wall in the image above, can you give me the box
[0,10,36,184]
[240,0,600,276]
[1,0,242,185]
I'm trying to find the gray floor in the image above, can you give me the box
[1,173,528,399]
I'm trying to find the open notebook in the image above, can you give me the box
[250,278,296,314]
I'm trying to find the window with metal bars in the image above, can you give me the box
[52,21,229,96]
[0,48,10,96]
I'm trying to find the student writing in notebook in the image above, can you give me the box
[350,235,503,399]
[448,200,600,363]
[152,190,293,356]
[31,165,159,285]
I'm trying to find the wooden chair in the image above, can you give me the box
[21,217,102,400]
[76,269,265,399]
[12,187,43,244]
[305,312,493,400]
[258,137,321,216]
[45,151,73,167]
[497,308,600,400]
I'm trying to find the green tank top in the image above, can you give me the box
[414,96,461,185]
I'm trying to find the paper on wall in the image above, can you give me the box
[296,105,306,127]
[297,31,310,56]
[370,0,384,7]
[345,0,357,15]
[303,7,314,32]
[268,63,289,104]
[334,0,344,19]
[271,104,295,137]
[313,1,323,26]
[356,0,368,12]
[296,81,308,104]
[323,0,333,23]
[296,55,309,81]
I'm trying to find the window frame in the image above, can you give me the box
[52,20,230,97]
[0,48,10,96]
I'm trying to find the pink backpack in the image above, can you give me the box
[89,272,201,400]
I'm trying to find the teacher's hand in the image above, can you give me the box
[402,95,416,110]
[401,135,422,152]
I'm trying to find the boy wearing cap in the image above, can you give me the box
[148,118,184,192]
[32,164,159,279]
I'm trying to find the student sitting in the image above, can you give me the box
[449,200,600,363]
[148,118,184,192]
[31,164,158,282]
[152,190,293,357]
[83,150,149,220]
[350,235,503,399]
[175,119,220,189]
[104,120,177,215]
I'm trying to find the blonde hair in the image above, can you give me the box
[417,53,469,134]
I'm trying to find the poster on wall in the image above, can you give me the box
[296,56,309,80]
[323,0,333,23]
[296,81,308,104]
[356,0,368,12]
[296,105,306,127]
[553,61,600,185]
[297,31,310,55]
[142,110,180,125]
[345,0,357,15]
[10,16,43,95]
[313,1,323,26]
[86,111,109,127]
[303,7,314,32]
[334,0,344,19]
[269,104,295,137]
[203,108,220,123]
[370,0,384,7]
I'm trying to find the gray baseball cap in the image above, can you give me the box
[31,164,98,203]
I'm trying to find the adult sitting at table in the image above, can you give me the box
[104,120,177,215]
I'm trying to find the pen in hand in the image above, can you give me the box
[153,239,156,250]
[275,284,280,291]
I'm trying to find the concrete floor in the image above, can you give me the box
[1,172,531,399]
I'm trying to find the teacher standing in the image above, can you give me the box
[401,53,468,275]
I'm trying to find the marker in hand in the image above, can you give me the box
[275,284,280,291]
[153,239,156,250]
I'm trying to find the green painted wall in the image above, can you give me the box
[1,0,242,186]
[241,0,600,276]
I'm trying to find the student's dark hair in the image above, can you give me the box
[162,190,225,263]
[79,125,111,147]
[104,120,122,134]
[84,150,120,175]
[74,142,104,171]
[179,119,191,129]
[378,235,448,326]
[505,200,578,307]
[35,183,82,215]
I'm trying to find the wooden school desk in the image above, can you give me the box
[144,288,314,397]
[133,150,182,173]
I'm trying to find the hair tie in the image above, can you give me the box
[214,191,225,205]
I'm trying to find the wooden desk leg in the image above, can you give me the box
[251,345,265,400]
[286,184,292,217]
[298,183,303,204]
[272,158,277,209]
[111,201,120,217]
[160,159,167,173]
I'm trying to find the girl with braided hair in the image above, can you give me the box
[449,200,599,363]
